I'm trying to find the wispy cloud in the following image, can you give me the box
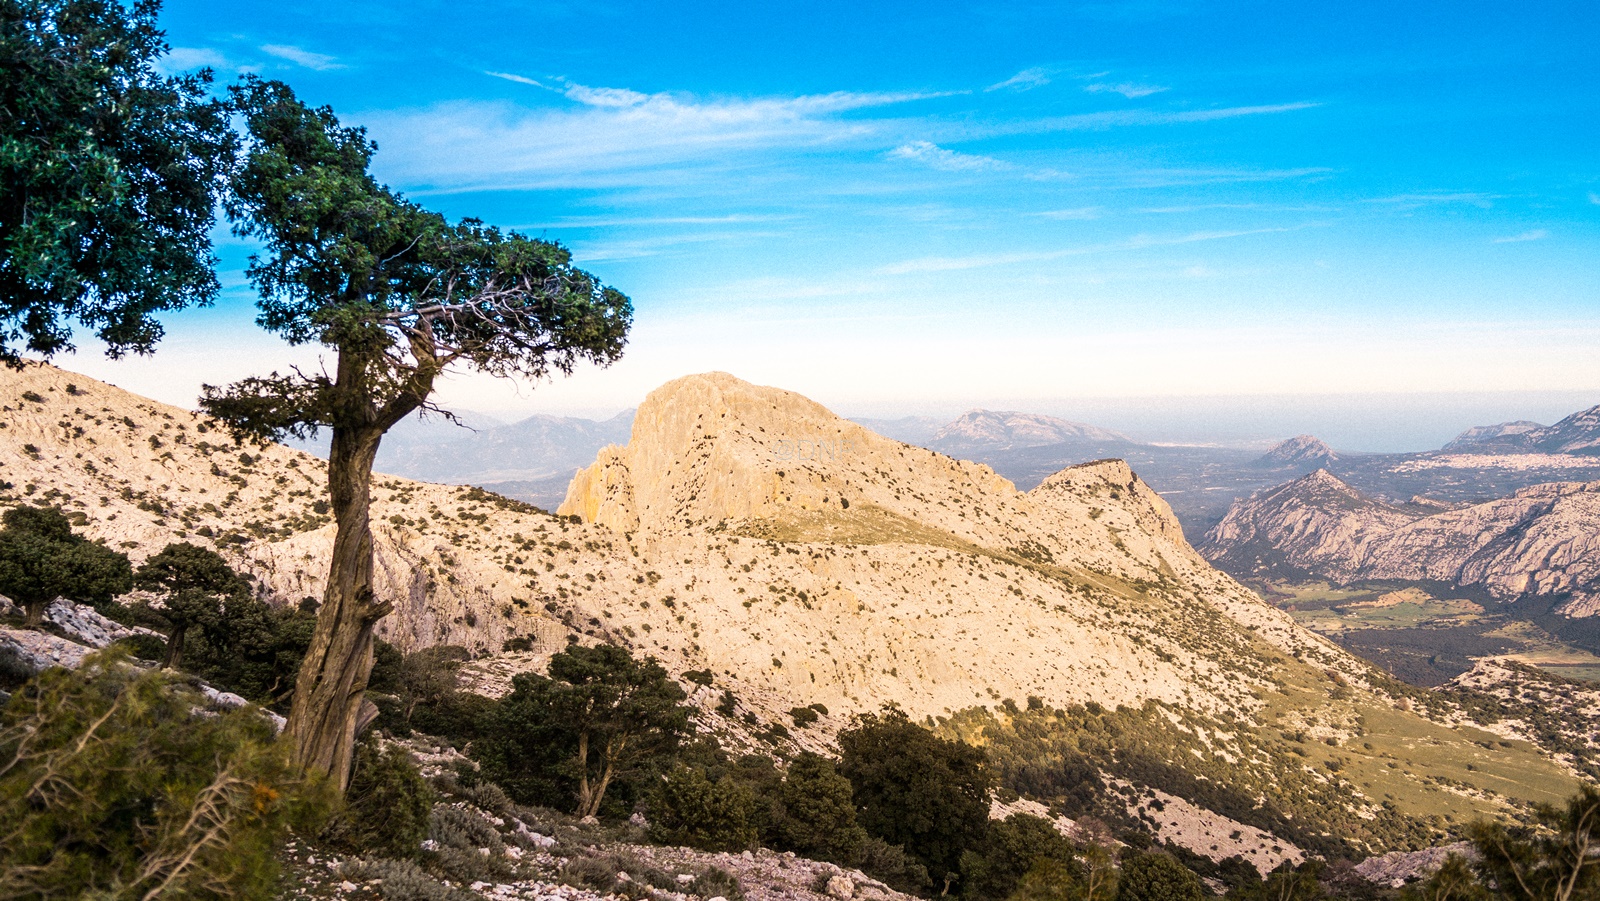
[978,102,1319,138]
[1366,192,1497,210]
[1493,229,1548,243]
[157,47,231,75]
[987,67,1051,92]
[260,44,344,71]
[887,141,1011,172]
[1034,207,1103,220]
[877,226,1301,275]
[364,83,946,191]
[486,71,546,87]
[1589,191,1600,205]
[506,213,795,229]
[1084,82,1168,98]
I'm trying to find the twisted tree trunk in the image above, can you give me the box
[283,344,434,791]
[284,421,391,790]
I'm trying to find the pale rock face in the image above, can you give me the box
[558,373,1361,722]
[1203,470,1600,615]
[0,363,1355,730]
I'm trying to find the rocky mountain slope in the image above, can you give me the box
[1444,405,1600,455]
[927,410,1130,454]
[1202,470,1600,616]
[1,362,1585,861]
[1254,435,1337,469]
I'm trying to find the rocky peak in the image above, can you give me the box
[930,409,1128,452]
[1254,435,1336,468]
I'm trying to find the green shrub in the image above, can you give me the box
[323,735,434,859]
[690,865,745,900]
[342,857,472,901]
[649,764,757,851]
[0,651,327,898]
[1116,852,1204,901]
[773,752,868,864]
[856,836,932,896]
[839,707,992,886]
[959,813,1074,900]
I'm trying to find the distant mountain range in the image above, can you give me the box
[1201,469,1600,616]
[1442,406,1600,455]
[294,398,1600,539]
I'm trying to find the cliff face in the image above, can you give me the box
[1202,470,1600,615]
[558,373,1355,720]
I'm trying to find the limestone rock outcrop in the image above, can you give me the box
[1202,470,1600,615]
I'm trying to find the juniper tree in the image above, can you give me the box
[133,541,250,669]
[0,0,234,364]
[0,504,131,625]
[201,78,631,790]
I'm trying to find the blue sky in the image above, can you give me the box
[71,0,1600,448]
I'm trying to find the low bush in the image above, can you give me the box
[322,735,434,859]
[648,764,756,851]
[0,651,327,898]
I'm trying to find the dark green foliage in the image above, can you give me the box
[0,0,234,363]
[323,735,434,859]
[773,752,869,864]
[856,836,933,897]
[0,651,327,897]
[0,503,132,623]
[176,593,318,709]
[1117,853,1204,901]
[792,705,820,727]
[1401,854,1487,901]
[1232,861,1326,901]
[475,643,689,818]
[1465,782,1600,901]
[649,764,757,851]
[960,813,1075,900]
[839,707,993,887]
[133,540,249,669]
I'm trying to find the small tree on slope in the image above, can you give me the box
[200,78,631,791]
[0,504,131,625]
[134,541,250,670]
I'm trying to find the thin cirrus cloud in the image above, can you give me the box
[1366,192,1498,210]
[986,67,1052,92]
[363,81,949,190]
[260,44,344,71]
[1084,82,1169,98]
[1492,229,1548,243]
[875,226,1303,275]
[887,141,1012,172]
[156,46,232,74]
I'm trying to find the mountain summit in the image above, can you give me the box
[1443,404,1600,455]
[928,409,1129,453]
[1254,435,1337,468]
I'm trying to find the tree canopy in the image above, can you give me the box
[477,643,689,818]
[133,541,250,669]
[0,0,234,364]
[0,504,131,624]
[838,707,994,889]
